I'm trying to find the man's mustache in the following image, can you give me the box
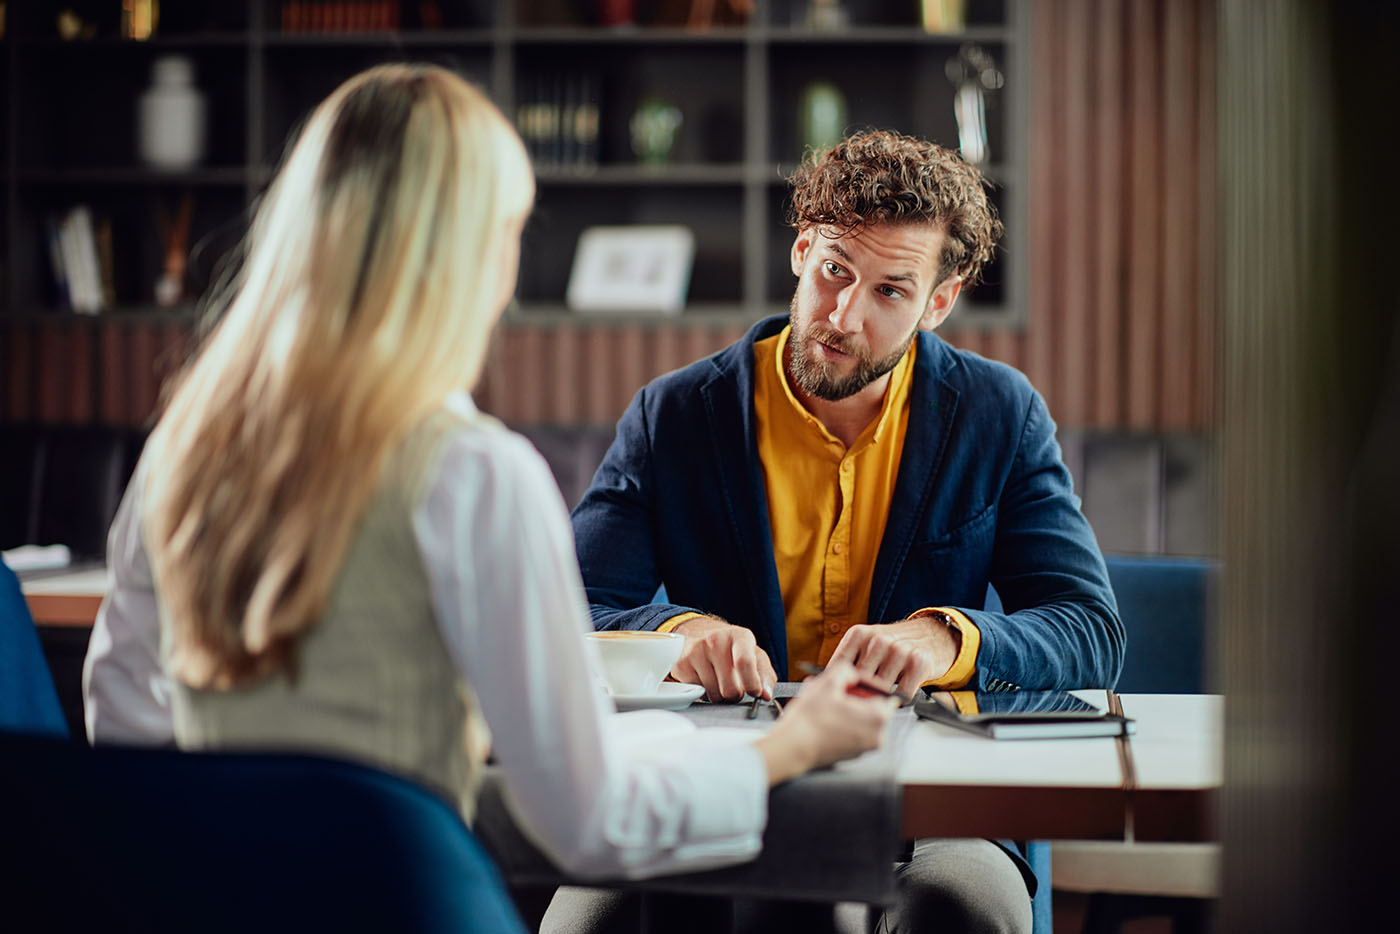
[804,326,862,360]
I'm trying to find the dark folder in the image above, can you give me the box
[914,689,1135,740]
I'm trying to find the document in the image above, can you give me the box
[913,689,1135,740]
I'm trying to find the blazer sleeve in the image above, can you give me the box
[957,390,1126,691]
[571,387,706,632]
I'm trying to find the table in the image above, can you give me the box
[15,563,1223,848]
[19,566,106,627]
[899,692,1221,844]
[476,689,1220,914]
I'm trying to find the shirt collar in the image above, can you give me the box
[445,390,479,420]
[771,325,918,451]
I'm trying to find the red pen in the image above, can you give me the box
[797,662,912,704]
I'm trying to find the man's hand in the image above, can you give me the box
[827,614,961,696]
[670,615,779,703]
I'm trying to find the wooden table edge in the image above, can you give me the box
[26,593,103,627]
[900,783,1218,842]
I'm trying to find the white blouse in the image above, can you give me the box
[82,392,768,880]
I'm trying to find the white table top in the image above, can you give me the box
[19,566,110,597]
[898,691,1223,792]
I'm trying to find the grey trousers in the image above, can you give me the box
[537,838,1032,934]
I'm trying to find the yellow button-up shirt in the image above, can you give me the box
[753,327,979,685]
[660,326,979,688]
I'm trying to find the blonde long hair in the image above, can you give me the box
[143,64,534,689]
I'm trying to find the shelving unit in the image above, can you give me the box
[2,0,1025,323]
[0,0,1030,431]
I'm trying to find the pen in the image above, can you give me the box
[747,693,785,719]
[796,662,912,704]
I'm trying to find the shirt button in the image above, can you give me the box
[832,542,844,555]
[827,622,842,635]
[841,461,853,473]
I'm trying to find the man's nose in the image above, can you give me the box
[828,285,867,334]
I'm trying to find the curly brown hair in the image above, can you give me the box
[787,129,1003,287]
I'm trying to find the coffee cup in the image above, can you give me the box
[586,630,684,696]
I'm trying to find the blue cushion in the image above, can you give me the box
[985,554,1217,694]
[1104,555,1217,694]
[0,733,526,933]
[0,558,68,737]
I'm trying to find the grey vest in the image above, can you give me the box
[164,409,491,821]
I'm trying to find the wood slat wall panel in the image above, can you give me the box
[98,324,127,426]
[1059,0,1095,427]
[1125,0,1164,429]
[1025,0,1060,399]
[1091,0,1126,426]
[68,323,94,424]
[946,0,1217,434]
[35,322,68,423]
[1161,0,1199,430]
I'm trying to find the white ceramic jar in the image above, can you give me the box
[138,55,206,170]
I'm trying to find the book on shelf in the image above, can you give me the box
[281,1,403,33]
[47,206,111,315]
[913,689,1135,740]
[517,70,601,173]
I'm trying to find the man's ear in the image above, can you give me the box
[791,227,817,277]
[919,276,964,331]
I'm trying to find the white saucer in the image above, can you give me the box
[610,682,705,712]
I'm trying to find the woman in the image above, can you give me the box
[82,63,893,884]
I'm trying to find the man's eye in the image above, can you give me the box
[879,286,904,299]
[824,261,845,277]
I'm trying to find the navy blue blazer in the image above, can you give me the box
[572,316,1124,691]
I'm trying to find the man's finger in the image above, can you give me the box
[710,640,747,701]
[734,642,767,700]
[827,626,866,667]
[758,653,780,697]
[894,651,934,697]
[870,645,910,687]
[851,633,893,680]
[686,652,723,702]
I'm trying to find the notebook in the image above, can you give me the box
[913,689,1135,740]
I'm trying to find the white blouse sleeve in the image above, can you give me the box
[82,470,175,746]
[413,423,769,880]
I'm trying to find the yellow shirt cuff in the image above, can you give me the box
[656,612,703,634]
[908,606,980,689]
[948,690,980,714]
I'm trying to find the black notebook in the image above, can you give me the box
[914,690,1135,740]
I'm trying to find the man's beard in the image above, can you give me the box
[787,301,917,402]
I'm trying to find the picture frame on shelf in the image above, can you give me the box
[565,225,695,315]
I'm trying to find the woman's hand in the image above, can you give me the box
[752,660,898,786]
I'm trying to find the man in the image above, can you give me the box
[571,130,1124,933]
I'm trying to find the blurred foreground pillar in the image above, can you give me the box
[1219,1,1400,930]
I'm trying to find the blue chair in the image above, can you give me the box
[0,732,527,933]
[1053,554,1220,934]
[1105,554,1216,694]
[0,556,68,738]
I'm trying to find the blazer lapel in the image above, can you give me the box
[869,335,959,622]
[698,332,790,676]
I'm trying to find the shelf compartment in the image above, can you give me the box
[259,44,494,164]
[12,43,248,175]
[767,40,1009,167]
[515,42,745,169]
[518,185,745,307]
[13,183,249,316]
